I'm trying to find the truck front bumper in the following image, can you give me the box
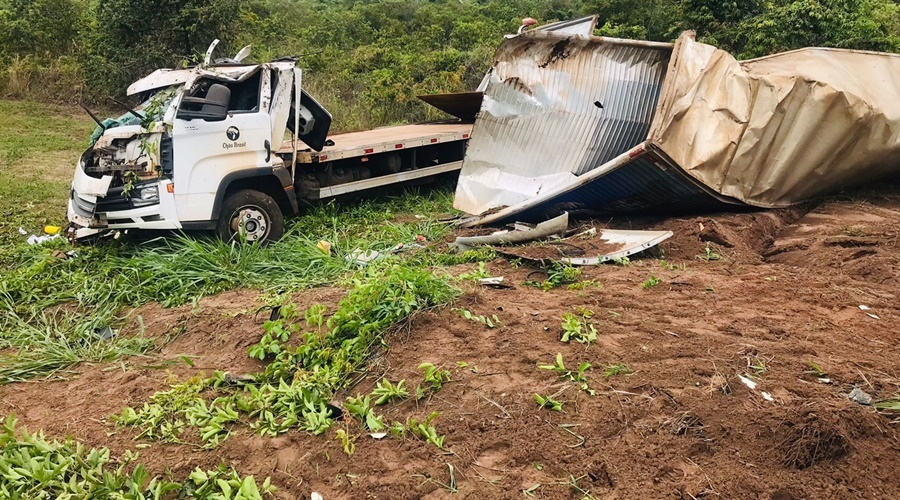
[68,167,180,231]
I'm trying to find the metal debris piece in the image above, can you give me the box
[478,277,512,289]
[451,212,569,251]
[95,326,117,340]
[562,229,673,266]
[454,33,671,216]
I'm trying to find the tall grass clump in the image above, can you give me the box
[0,294,152,384]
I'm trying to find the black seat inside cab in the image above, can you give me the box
[178,83,231,121]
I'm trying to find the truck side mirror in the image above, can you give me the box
[176,83,231,121]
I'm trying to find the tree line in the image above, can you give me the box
[1,0,898,130]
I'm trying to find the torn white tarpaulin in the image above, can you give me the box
[650,33,900,208]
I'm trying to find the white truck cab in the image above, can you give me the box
[69,50,331,243]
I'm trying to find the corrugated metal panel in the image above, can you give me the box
[453,32,672,215]
[465,145,742,227]
[533,15,598,36]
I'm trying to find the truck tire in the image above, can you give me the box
[216,189,284,244]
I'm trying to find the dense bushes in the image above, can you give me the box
[2,0,899,130]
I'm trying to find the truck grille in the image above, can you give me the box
[95,185,133,212]
[70,191,97,218]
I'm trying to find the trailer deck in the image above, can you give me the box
[281,122,472,163]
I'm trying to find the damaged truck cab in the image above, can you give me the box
[69,57,331,243]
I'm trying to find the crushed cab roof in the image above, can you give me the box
[126,65,261,96]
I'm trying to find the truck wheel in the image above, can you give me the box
[216,189,284,244]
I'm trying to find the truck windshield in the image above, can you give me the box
[134,85,182,121]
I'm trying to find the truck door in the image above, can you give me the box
[171,69,275,223]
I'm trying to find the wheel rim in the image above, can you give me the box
[229,205,269,242]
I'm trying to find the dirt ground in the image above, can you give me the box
[1,183,899,499]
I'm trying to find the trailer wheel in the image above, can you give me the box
[216,189,284,244]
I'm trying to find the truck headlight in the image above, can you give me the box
[132,185,160,206]
[139,185,159,201]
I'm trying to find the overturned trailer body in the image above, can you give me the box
[456,30,900,226]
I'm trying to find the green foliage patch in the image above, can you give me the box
[113,263,459,448]
[0,415,274,499]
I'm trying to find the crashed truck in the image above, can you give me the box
[454,24,900,231]
[68,43,472,243]
[65,18,601,244]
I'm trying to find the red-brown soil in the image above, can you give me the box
[1,187,899,499]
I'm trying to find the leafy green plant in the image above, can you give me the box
[408,411,446,447]
[372,379,409,405]
[560,309,598,345]
[343,395,386,432]
[335,428,356,456]
[304,303,327,327]
[874,398,900,411]
[184,464,276,499]
[748,354,769,376]
[0,415,273,498]
[804,361,826,377]
[539,353,594,395]
[417,362,451,399]
[697,244,721,261]
[248,316,293,360]
[534,393,564,412]
[603,363,632,378]
[611,256,631,266]
[453,307,501,328]
[458,261,491,281]
[641,275,662,289]
[419,362,450,390]
[524,263,582,291]
[115,264,459,447]
[523,483,543,497]
[660,260,685,271]
[567,279,601,291]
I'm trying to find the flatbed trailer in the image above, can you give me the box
[281,122,472,200]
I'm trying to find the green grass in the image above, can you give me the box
[0,100,98,242]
